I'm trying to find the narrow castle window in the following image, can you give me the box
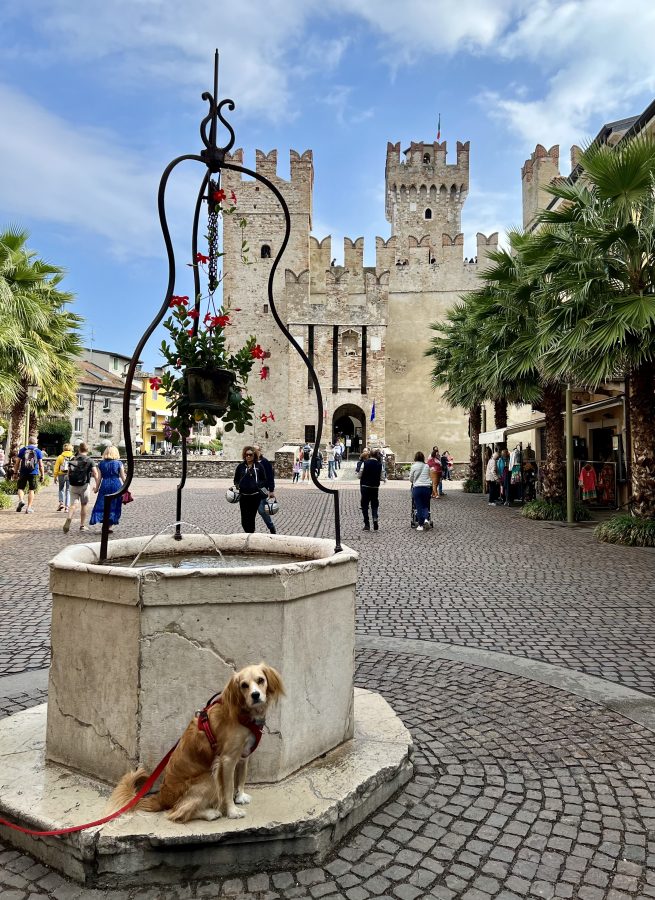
[423,153,431,164]
[424,208,432,220]
[261,244,271,259]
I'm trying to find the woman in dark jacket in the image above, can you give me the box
[233,445,267,533]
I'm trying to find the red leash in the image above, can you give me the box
[0,742,177,838]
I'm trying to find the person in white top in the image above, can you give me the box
[409,451,433,531]
[327,443,337,479]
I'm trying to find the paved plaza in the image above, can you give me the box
[2,473,655,898]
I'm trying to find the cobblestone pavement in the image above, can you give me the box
[2,477,655,898]
[1,478,654,691]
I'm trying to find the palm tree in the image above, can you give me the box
[0,228,83,456]
[470,232,566,502]
[427,302,486,483]
[534,136,655,518]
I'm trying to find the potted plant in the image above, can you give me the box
[158,185,269,441]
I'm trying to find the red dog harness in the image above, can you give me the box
[197,692,264,757]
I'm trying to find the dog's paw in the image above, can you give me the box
[201,808,222,821]
[226,806,246,819]
[235,791,251,805]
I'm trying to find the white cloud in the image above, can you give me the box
[0,83,200,260]
[486,1,655,153]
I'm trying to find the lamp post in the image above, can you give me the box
[24,382,40,447]
[566,384,574,525]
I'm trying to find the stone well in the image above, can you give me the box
[46,533,358,785]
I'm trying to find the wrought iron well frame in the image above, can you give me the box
[99,51,341,560]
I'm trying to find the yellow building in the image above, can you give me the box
[139,369,172,453]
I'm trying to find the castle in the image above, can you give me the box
[221,140,498,461]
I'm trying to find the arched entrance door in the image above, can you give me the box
[332,404,366,455]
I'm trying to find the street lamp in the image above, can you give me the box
[24,382,40,447]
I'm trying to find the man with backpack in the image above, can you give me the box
[63,443,99,533]
[15,441,45,514]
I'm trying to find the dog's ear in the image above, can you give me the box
[222,673,243,717]
[261,663,285,701]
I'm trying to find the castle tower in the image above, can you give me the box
[385,140,470,255]
[220,149,314,456]
[521,144,560,229]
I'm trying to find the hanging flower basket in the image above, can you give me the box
[185,366,236,416]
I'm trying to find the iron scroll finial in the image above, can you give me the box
[199,50,235,171]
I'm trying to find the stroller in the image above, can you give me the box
[411,494,434,529]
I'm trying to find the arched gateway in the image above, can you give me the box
[332,403,366,455]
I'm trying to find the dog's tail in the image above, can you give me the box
[105,767,164,815]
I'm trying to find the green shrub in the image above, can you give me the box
[0,492,12,509]
[522,499,592,522]
[595,514,655,547]
[0,479,17,495]
[462,478,483,493]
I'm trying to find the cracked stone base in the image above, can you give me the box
[0,688,413,887]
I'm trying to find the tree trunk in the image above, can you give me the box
[629,360,655,519]
[29,408,39,445]
[541,383,565,502]
[493,398,508,429]
[9,389,27,460]
[469,404,482,481]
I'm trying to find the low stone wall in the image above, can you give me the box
[389,461,468,481]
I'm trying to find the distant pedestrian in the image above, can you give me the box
[444,450,454,481]
[312,446,323,476]
[327,443,337,479]
[301,443,312,481]
[427,447,443,499]
[90,446,126,531]
[409,451,432,531]
[355,448,370,475]
[53,442,74,512]
[254,444,277,534]
[64,443,99,533]
[292,456,301,483]
[439,450,449,495]
[358,449,384,531]
[334,440,342,469]
[233,446,267,533]
[15,441,45,514]
[486,451,500,505]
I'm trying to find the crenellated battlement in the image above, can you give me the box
[521,144,560,228]
[521,144,559,182]
[224,148,313,185]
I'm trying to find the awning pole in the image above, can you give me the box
[566,384,574,524]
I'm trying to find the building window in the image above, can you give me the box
[103,397,111,411]
[424,208,432,219]
[263,303,269,314]
[305,425,316,444]
[261,244,271,259]
[112,356,119,370]
[74,417,83,433]
[105,422,112,436]
[150,415,157,430]
[76,393,84,409]
[423,153,431,164]
[151,390,158,401]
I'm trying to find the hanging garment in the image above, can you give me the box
[579,465,597,501]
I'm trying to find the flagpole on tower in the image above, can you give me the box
[437,113,441,141]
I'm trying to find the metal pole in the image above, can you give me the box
[566,384,574,524]
[23,398,30,447]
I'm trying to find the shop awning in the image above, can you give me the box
[479,395,624,445]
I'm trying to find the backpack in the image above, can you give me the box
[20,448,37,473]
[302,447,311,461]
[68,456,91,486]
[60,455,70,474]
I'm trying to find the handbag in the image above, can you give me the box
[122,490,134,504]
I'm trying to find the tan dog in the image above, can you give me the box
[106,663,284,823]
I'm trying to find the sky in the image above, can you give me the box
[1,0,655,370]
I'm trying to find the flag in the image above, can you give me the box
[370,400,376,422]
[437,113,441,141]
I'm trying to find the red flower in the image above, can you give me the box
[230,190,237,205]
[188,309,199,320]
[195,252,209,264]
[203,312,212,325]
[175,358,182,368]
[187,328,195,337]
[259,366,269,380]
[212,188,226,203]
[169,294,189,308]
[207,313,230,329]
[250,344,266,360]
[149,376,162,391]
[260,413,269,423]
[268,410,275,422]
